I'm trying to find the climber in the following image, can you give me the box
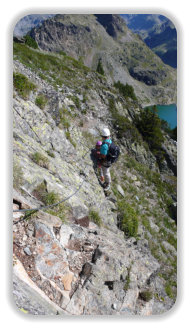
[100,128,112,191]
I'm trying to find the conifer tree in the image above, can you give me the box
[135,106,165,163]
[96,59,104,76]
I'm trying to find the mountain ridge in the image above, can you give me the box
[28,14,176,106]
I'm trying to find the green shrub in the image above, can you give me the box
[139,290,153,302]
[89,210,102,227]
[124,267,131,291]
[32,181,59,206]
[135,106,165,164]
[118,201,139,238]
[96,59,105,76]
[31,152,49,169]
[114,81,137,101]
[24,35,38,49]
[43,191,59,206]
[59,108,71,129]
[13,72,36,99]
[165,283,174,299]
[35,94,48,109]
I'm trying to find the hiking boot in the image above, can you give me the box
[103,183,110,191]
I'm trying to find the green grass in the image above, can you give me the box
[123,267,131,291]
[13,72,36,99]
[30,152,49,169]
[89,210,102,227]
[165,283,175,299]
[13,42,91,90]
[32,182,58,205]
[118,200,139,238]
[31,181,71,222]
[35,94,48,109]
[139,290,153,302]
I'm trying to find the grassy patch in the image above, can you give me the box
[118,200,139,238]
[30,152,49,169]
[139,290,153,302]
[165,283,175,299]
[13,42,91,90]
[32,181,58,205]
[89,209,102,227]
[31,182,70,222]
[123,267,131,291]
[13,72,36,99]
[35,94,48,109]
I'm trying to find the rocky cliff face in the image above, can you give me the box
[29,14,177,106]
[13,35,177,315]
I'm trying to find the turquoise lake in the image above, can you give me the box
[146,104,177,129]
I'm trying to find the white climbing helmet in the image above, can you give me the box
[101,127,110,137]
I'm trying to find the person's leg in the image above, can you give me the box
[99,167,104,182]
[102,166,111,188]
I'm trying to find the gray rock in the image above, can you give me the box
[24,247,32,256]
[72,204,89,220]
[116,184,125,197]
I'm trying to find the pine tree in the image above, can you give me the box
[96,59,104,76]
[135,106,165,163]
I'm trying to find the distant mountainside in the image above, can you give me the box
[120,15,168,37]
[13,14,54,37]
[28,14,176,106]
[121,14,177,68]
[14,14,177,69]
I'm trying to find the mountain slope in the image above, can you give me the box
[29,14,177,106]
[13,41,177,315]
